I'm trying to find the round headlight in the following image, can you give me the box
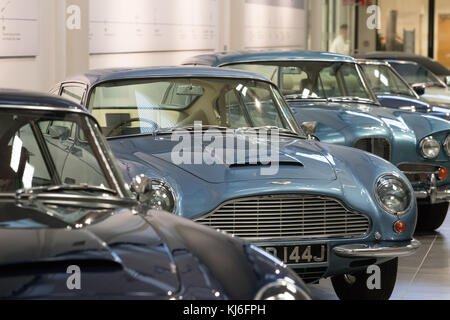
[147,180,176,213]
[255,279,311,301]
[132,176,176,213]
[420,136,441,159]
[376,174,412,216]
[444,135,450,157]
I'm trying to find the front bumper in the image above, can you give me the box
[414,173,450,203]
[333,239,421,258]
[400,165,450,204]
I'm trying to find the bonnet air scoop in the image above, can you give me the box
[228,160,304,169]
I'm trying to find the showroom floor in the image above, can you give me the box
[309,213,450,300]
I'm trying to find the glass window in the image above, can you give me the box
[0,111,111,193]
[224,62,374,101]
[61,86,85,104]
[88,78,302,137]
[390,62,445,87]
[377,0,429,55]
[361,63,415,96]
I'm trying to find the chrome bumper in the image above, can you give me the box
[410,172,450,204]
[415,189,450,203]
[333,239,421,258]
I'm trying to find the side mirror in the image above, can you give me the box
[49,126,70,140]
[307,134,320,142]
[130,175,153,202]
[445,76,450,86]
[412,84,426,96]
[130,175,176,212]
[301,121,317,136]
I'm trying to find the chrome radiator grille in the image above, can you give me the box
[354,138,391,161]
[195,195,370,241]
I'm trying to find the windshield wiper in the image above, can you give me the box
[328,96,375,104]
[16,184,118,197]
[236,126,305,139]
[153,125,229,135]
[284,94,326,101]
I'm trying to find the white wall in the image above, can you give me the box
[0,0,308,92]
[0,0,64,92]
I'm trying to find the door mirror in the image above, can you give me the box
[301,121,317,136]
[412,84,426,96]
[49,126,71,140]
[130,175,153,201]
[445,76,450,86]
[307,134,320,142]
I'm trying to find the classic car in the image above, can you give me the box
[184,51,450,231]
[358,54,450,106]
[359,52,450,84]
[53,67,420,300]
[0,89,311,300]
[357,59,450,120]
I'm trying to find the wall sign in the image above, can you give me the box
[244,0,306,49]
[0,0,40,57]
[89,0,218,54]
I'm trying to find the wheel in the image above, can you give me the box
[416,202,449,232]
[331,258,398,300]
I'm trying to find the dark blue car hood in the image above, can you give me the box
[111,133,337,183]
[0,203,181,299]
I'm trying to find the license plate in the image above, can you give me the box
[261,244,328,266]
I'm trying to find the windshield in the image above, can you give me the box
[390,62,445,88]
[0,109,126,195]
[223,61,376,102]
[88,78,303,138]
[360,63,415,97]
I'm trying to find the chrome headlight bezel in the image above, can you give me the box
[420,136,441,159]
[131,175,177,213]
[444,135,450,157]
[255,279,311,301]
[148,179,177,213]
[375,173,413,217]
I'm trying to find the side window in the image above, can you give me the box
[16,125,52,188]
[225,64,279,83]
[60,85,85,104]
[42,120,109,186]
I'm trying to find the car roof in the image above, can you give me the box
[183,50,356,66]
[357,52,450,76]
[64,66,272,87]
[0,89,85,111]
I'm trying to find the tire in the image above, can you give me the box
[331,258,398,300]
[416,202,449,232]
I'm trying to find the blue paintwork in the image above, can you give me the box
[0,91,309,300]
[58,67,418,281]
[183,51,355,67]
[375,94,450,120]
[187,51,450,203]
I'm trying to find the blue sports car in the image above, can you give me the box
[53,67,420,300]
[358,59,450,120]
[185,51,450,232]
[0,90,310,300]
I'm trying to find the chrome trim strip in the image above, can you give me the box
[333,239,421,258]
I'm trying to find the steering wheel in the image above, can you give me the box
[107,118,160,137]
